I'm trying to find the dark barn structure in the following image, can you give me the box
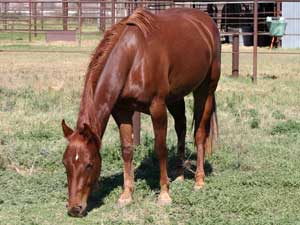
[172,0,280,46]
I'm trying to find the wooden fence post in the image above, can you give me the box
[253,0,258,83]
[4,3,8,30]
[29,0,32,42]
[112,0,115,25]
[41,3,44,30]
[63,0,68,31]
[77,0,82,46]
[100,0,106,31]
[33,2,37,37]
[232,33,239,77]
[276,0,282,47]
[133,112,141,146]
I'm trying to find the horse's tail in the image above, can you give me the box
[205,94,218,156]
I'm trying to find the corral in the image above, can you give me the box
[0,1,300,224]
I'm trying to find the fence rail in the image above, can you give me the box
[1,0,300,78]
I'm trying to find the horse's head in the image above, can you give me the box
[61,120,101,217]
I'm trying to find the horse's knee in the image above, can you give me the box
[122,145,133,161]
[155,146,167,159]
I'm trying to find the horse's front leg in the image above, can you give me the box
[150,98,171,205]
[112,109,134,207]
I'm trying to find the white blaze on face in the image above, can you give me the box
[75,152,79,161]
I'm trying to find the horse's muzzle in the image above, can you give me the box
[67,205,87,217]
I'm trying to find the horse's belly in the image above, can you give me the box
[167,53,211,101]
[166,76,204,103]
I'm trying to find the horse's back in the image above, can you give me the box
[120,8,220,107]
[156,8,219,52]
[154,8,220,101]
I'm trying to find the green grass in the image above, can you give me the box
[0,43,299,224]
[0,27,102,46]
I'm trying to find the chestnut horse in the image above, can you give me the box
[62,8,220,217]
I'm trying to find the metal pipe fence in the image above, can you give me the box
[0,0,300,79]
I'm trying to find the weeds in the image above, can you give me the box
[272,110,286,120]
[271,120,300,135]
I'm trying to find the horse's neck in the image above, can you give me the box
[79,42,133,138]
[77,97,99,135]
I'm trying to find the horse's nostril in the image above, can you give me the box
[68,206,81,217]
[78,205,82,210]
[74,206,81,213]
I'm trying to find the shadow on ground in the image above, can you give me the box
[86,146,213,214]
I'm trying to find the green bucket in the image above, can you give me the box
[266,17,287,37]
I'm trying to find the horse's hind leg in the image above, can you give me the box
[167,99,186,181]
[193,91,212,190]
[193,58,220,190]
[150,97,171,205]
[112,109,134,207]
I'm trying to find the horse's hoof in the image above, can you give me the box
[158,192,172,205]
[194,182,205,191]
[174,175,184,182]
[117,195,132,208]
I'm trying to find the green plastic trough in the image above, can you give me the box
[266,17,288,37]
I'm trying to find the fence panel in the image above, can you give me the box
[0,0,300,79]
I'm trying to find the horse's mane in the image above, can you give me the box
[77,8,156,132]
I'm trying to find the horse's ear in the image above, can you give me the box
[80,123,100,147]
[62,119,73,139]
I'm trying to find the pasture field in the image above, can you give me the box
[0,42,300,225]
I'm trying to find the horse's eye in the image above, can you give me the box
[86,163,93,170]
